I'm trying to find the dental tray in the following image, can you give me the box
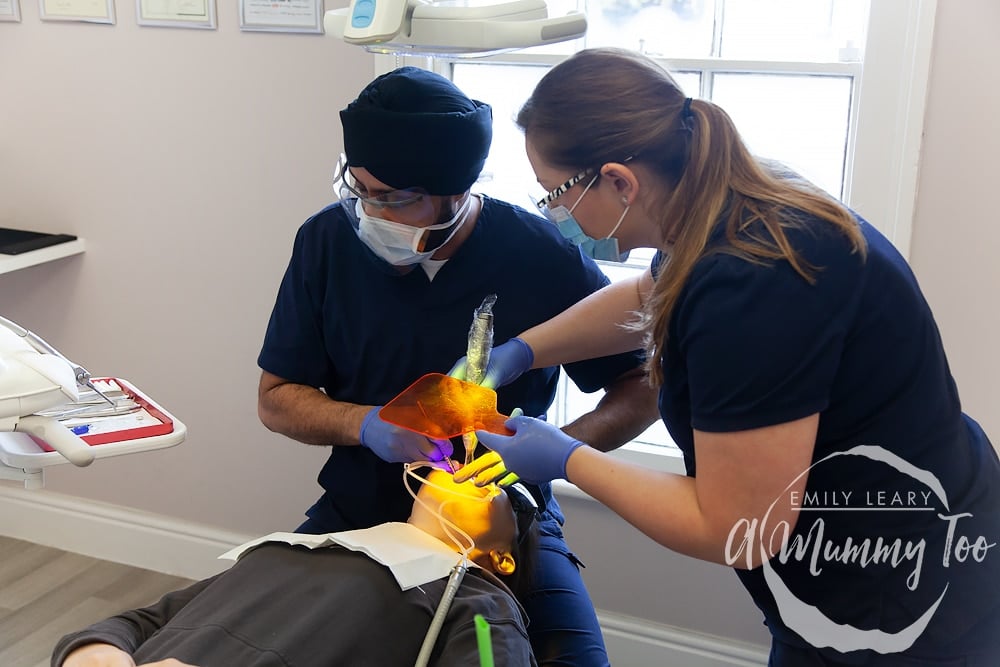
[0,378,186,469]
[33,378,174,448]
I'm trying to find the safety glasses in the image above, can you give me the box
[333,154,429,210]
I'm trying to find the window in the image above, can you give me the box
[374,0,936,467]
[453,0,868,203]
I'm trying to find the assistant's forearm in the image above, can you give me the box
[258,381,368,446]
[520,277,647,369]
[563,447,738,566]
[562,371,659,452]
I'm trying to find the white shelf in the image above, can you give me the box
[0,239,86,276]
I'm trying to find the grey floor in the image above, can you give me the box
[0,536,194,667]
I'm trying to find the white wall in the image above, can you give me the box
[0,0,995,661]
[907,0,1000,443]
[0,0,372,533]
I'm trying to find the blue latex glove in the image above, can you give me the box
[448,337,534,390]
[359,407,454,466]
[456,415,585,486]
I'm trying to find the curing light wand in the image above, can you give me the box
[463,294,497,467]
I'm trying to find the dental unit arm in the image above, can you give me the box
[325,0,587,57]
[0,318,95,469]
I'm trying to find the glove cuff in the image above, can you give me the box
[510,337,535,370]
[560,439,586,480]
[359,407,381,447]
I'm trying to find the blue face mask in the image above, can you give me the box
[546,208,630,262]
[536,170,631,263]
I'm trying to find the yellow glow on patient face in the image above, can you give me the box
[413,469,516,565]
[423,468,500,500]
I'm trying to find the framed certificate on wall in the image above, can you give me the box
[0,0,21,21]
[137,0,216,29]
[39,0,115,23]
[239,0,323,34]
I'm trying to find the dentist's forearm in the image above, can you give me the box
[258,372,368,446]
[561,369,659,452]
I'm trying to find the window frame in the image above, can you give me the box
[370,0,938,475]
[376,0,936,255]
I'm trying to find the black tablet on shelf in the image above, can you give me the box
[0,228,78,255]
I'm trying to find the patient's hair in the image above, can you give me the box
[497,488,540,602]
[498,523,538,603]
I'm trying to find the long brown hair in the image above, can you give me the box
[516,48,865,386]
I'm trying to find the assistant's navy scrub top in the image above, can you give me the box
[654,215,999,658]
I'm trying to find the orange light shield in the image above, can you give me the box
[379,373,513,439]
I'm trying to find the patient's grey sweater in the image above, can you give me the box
[52,542,536,667]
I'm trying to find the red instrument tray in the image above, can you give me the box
[32,378,174,451]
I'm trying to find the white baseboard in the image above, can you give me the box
[0,486,769,666]
[0,485,252,580]
[600,612,768,666]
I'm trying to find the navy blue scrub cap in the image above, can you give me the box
[340,67,493,196]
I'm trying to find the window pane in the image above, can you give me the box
[454,63,547,205]
[557,367,677,449]
[455,63,699,204]
[513,0,716,57]
[719,0,869,61]
[582,0,716,57]
[712,73,852,197]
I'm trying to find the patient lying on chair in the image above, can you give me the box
[52,466,540,667]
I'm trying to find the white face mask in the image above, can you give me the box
[355,196,472,267]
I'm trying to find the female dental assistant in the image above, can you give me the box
[455,47,1000,666]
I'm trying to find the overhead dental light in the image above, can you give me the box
[324,0,587,57]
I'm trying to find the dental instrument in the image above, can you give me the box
[0,315,115,406]
[465,294,496,387]
[463,294,496,468]
[414,556,470,667]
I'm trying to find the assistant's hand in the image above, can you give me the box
[359,407,453,465]
[448,338,534,390]
[455,415,585,486]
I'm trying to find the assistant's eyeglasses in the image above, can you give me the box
[536,168,595,210]
[535,156,637,211]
